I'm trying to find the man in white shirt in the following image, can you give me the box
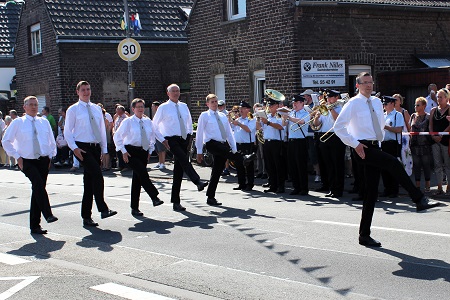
[0,110,6,166]
[64,81,117,227]
[113,98,166,216]
[196,95,255,205]
[152,84,208,211]
[2,96,58,234]
[425,83,438,113]
[334,72,440,247]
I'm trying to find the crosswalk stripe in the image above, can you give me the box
[0,253,30,265]
[90,282,177,300]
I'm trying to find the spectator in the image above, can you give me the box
[425,83,438,113]
[42,106,57,137]
[0,111,6,167]
[151,101,167,169]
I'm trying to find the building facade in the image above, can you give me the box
[188,0,450,118]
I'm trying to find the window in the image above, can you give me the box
[214,74,226,101]
[36,95,46,113]
[30,23,42,55]
[348,65,371,96]
[253,70,265,103]
[227,0,246,20]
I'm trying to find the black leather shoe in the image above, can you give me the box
[379,191,390,197]
[46,215,58,223]
[101,209,117,219]
[416,197,441,212]
[264,188,277,193]
[388,194,398,198]
[243,153,257,166]
[242,185,253,191]
[289,189,300,195]
[173,203,186,211]
[196,180,208,192]
[325,192,334,197]
[262,183,270,188]
[207,198,222,206]
[315,186,329,192]
[260,174,268,179]
[30,227,47,234]
[255,173,263,179]
[332,193,343,198]
[352,196,364,201]
[233,185,246,190]
[359,236,381,247]
[299,190,309,196]
[83,218,99,227]
[275,188,285,194]
[152,197,164,207]
[131,209,144,216]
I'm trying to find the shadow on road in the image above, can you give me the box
[76,227,122,252]
[7,235,65,259]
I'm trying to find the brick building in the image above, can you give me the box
[14,0,192,115]
[187,0,450,118]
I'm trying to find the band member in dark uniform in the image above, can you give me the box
[196,94,255,205]
[230,101,257,191]
[113,98,167,216]
[312,90,346,198]
[380,95,404,198]
[257,98,285,193]
[65,81,117,227]
[2,96,58,234]
[334,72,440,247]
[153,84,208,211]
[282,95,310,195]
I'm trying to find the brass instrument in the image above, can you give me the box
[256,128,265,144]
[264,89,285,101]
[290,104,328,131]
[319,97,350,142]
[247,112,254,119]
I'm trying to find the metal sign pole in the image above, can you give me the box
[123,0,134,105]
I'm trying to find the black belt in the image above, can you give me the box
[237,142,252,145]
[381,140,398,144]
[23,156,49,161]
[125,145,145,150]
[76,141,100,147]
[265,139,281,142]
[359,140,380,147]
[207,140,227,144]
[288,138,305,141]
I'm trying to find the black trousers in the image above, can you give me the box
[237,142,254,187]
[22,157,53,229]
[123,145,159,210]
[319,133,346,195]
[263,140,284,190]
[76,142,109,219]
[166,135,200,203]
[381,140,401,195]
[355,140,423,237]
[288,138,309,192]
[315,132,329,188]
[205,140,246,198]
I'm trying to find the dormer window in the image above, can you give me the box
[227,0,246,20]
[30,23,42,55]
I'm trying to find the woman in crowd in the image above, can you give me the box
[410,97,432,192]
[429,88,450,195]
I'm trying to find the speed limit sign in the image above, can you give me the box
[117,38,141,61]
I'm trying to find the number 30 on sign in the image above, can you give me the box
[117,38,141,61]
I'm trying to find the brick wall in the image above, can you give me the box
[188,1,450,119]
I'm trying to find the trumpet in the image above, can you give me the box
[290,104,328,131]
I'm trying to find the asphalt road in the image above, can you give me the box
[0,162,449,300]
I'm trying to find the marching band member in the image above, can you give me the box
[231,101,257,191]
[257,97,285,193]
[282,95,309,195]
[312,89,346,198]
[254,103,267,179]
[196,94,255,205]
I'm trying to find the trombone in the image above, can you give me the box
[290,104,328,132]
[318,98,350,142]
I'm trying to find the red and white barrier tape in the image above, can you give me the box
[402,132,450,135]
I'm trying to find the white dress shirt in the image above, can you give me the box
[334,93,385,148]
[384,109,404,143]
[262,114,284,140]
[287,109,309,139]
[0,119,5,140]
[317,106,342,133]
[113,115,164,154]
[425,94,438,114]
[2,115,57,160]
[196,109,237,154]
[64,100,108,153]
[152,99,193,139]
[232,117,256,143]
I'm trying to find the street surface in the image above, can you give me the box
[0,162,449,300]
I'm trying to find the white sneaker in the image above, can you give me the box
[314,175,321,183]
[153,163,161,169]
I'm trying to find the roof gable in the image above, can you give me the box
[0,1,22,57]
[44,0,193,41]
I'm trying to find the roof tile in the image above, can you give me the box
[0,1,22,56]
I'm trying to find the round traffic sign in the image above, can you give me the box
[117,38,141,61]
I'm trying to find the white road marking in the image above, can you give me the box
[0,253,30,265]
[90,282,176,300]
[0,276,39,300]
[312,220,450,238]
